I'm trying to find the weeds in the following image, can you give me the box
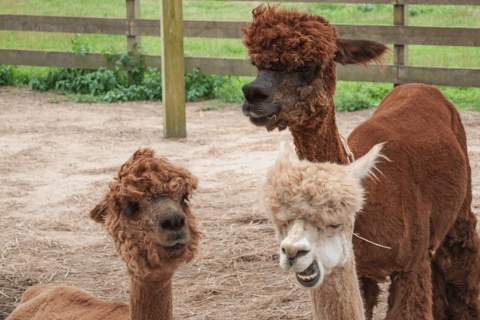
[198,100,226,111]
[0,66,15,86]
[1,34,227,104]
[48,94,104,104]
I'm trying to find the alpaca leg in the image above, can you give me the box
[386,258,433,320]
[360,276,380,320]
[430,259,448,320]
[432,215,480,320]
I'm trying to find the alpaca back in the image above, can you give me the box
[7,285,128,320]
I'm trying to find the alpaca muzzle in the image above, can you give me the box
[241,71,280,123]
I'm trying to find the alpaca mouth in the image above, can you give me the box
[296,260,320,288]
[163,242,188,257]
[167,243,185,251]
[243,102,282,127]
[159,238,189,253]
[249,114,271,126]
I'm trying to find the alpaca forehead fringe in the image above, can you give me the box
[264,153,364,226]
[241,4,338,69]
[109,148,198,204]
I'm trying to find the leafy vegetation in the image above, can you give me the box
[198,100,226,111]
[0,65,15,86]
[1,34,227,103]
[334,82,391,112]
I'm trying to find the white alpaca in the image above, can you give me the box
[263,142,386,320]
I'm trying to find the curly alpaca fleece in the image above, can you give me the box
[263,151,364,240]
[241,4,338,70]
[90,149,203,280]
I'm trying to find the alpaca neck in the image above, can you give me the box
[289,103,349,164]
[129,277,173,320]
[310,255,365,320]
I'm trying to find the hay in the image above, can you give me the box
[1,87,479,319]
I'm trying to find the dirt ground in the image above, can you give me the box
[0,87,479,320]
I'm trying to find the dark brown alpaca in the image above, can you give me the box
[241,4,480,320]
[7,148,203,320]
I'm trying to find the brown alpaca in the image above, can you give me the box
[7,148,203,320]
[241,4,480,320]
[264,142,386,320]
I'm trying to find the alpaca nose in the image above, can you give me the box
[282,245,308,267]
[242,82,270,105]
[158,211,185,231]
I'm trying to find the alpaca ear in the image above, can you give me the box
[333,39,389,67]
[346,143,387,183]
[90,199,109,224]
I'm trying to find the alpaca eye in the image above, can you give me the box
[295,66,315,82]
[122,201,139,219]
[328,224,341,229]
[296,66,312,74]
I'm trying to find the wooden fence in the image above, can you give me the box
[1,0,480,135]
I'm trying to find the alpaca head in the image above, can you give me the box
[241,4,388,131]
[263,142,385,289]
[90,149,203,281]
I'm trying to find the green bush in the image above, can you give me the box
[335,90,376,112]
[0,65,15,86]
[15,34,227,103]
[185,68,226,102]
[334,82,390,112]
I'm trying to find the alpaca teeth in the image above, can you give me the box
[298,273,317,282]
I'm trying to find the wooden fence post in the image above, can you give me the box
[160,0,186,138]
[126,0,141,85]
[126,0,141,55]
[394,3,408,87]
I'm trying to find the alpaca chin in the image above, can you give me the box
[165,243,188,257]
[243,102,283,129]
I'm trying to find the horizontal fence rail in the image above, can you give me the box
[2,15,480,47]
[3,49,479,88]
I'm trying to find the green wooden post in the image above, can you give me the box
[394,4,408,88]
[160,0,186,138]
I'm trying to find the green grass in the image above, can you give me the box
[1,1,479,110]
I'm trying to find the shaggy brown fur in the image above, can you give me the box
[7,148,203,320]
[242,4,338,71]
[241,5,480,320]
[242,5,386,71]
[91,149,201,280]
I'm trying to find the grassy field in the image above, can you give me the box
[1,1,480,110]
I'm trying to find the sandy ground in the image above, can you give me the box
[0,87,479,320]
